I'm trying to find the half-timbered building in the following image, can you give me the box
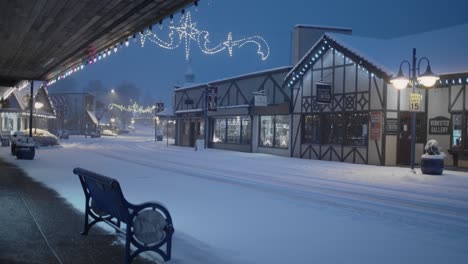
[0,82,55,135]
[285,24,468,166]
[173,67,292,156]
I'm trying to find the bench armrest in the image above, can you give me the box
[128,201,174,234]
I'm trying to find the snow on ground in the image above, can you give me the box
[1,126,468,264]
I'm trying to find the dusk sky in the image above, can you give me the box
[50,0,468,106]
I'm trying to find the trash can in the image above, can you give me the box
[15,137,36,160]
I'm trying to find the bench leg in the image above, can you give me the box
[81,201,90,235]
[125,227,132,264]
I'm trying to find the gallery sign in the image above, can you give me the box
[316,82,332,104]
[429,116,450,135]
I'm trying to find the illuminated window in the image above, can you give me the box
[260,115,289,148]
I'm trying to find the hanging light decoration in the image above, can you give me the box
[139,11,270,61]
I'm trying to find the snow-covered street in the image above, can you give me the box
[1,128,467,264]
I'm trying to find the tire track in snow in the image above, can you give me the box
[87,147,468,234]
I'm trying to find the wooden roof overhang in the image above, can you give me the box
[0,0,197,86]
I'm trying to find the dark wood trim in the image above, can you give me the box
[373,76,384,108]
[449,86,463,111]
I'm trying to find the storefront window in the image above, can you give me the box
[213,118,226,143]
[275,115,290,148]
[260,116,274,147]
[260,115,289,148]
[241,117,251,144]
[452,113,462,146]
[302,115,320,144]
[227,117,241,144]
[345,113,368,146]
[322,114,344,145]
[212,116,250,145]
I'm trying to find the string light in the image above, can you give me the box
[109,103,156,114]
[139,11,270,61]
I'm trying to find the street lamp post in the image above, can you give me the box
[155,117,160,142]
[110,118,115,133]
[391,48,439,171]
[34,102,44,134]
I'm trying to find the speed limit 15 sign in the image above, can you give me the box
[409,93,422,112]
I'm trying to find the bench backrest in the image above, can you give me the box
[73,167,130,223]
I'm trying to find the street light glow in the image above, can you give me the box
[391,77,410,89]
[34,102,44,109]
[390,67,410,89]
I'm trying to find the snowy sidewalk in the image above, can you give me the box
[0,158,153,264]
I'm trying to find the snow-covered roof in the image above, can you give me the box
[174,66,292,92]
[86,109,98,125]
[286,24,468,85]
[327,24,468,76]
[0,86,14,99]
[174,83,206,91]
[155,107,175,117]
[210,66,292,84]
[294,24,352,32]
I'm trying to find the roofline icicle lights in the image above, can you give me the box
[139,11,270,61]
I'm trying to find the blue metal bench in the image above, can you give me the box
[73,167,174,264]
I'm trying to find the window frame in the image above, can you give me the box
[259,115,290,149]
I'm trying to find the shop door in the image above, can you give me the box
[397,112,412,165]
[189,122,196,147]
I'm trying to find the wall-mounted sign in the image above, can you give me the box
[184,99,194,105]
[370,111,382,140]
[409,93,422,112]
[155,102,164,113]
[207,86,218,111]
[429,116,450,135]
[386,118,398,135]
[316,82,332,104]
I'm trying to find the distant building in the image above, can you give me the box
[0,82,55,135]
[173,66,292,156]
[49,92,98,135]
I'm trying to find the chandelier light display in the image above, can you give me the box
[139,11,270,61]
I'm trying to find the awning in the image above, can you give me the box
[0,0,196,86]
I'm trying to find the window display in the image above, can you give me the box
[260,115,289,148]
[303,113,369,146]
[322,114,344,145]
[212,116,250,145]
[345,113,368,146]
[241,118,251,144]
[227,117,241,144]
[213,118,226,143]
[302,115,320,144]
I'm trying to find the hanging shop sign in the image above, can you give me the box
[385,118,398,135]
[429,116,450,135]
[253,90,267,106]
[316,82,332,104]
[370,111,382,140]
[409,93,422,112]
[155,102,164,114]
[207,86,218,111]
